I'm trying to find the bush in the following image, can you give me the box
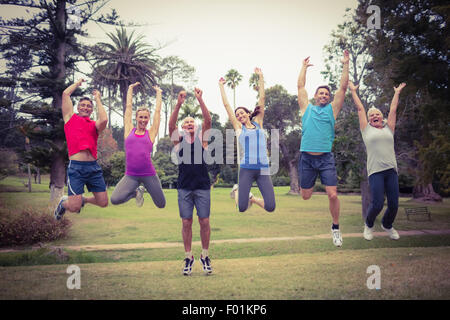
[0,208,72,247]
[272,175,290,186]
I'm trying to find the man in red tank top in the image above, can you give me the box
[54,79,109,220]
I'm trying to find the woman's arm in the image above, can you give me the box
[219,77,241,130]
[348,81,368,131]
[149,85,162,143]
[387,83,406,133]
[253,67,265,127]
[124,82,140,139]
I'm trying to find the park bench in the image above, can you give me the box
[404,207,431,221]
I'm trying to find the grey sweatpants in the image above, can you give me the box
[111,175,166,208]
[238,168,275,212]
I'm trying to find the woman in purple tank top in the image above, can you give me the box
[110,82,166,209]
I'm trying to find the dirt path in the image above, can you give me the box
[2,229,448,253]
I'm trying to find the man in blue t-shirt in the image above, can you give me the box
[297,50,349,247]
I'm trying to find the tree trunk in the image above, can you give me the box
[287,159,300,195]
[49,0,68,205]
[279,141,300,195]
[412,183,442,202]
[27,163,32,193]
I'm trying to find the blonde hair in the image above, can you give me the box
[136,107,150,117]
[367,107,387,125]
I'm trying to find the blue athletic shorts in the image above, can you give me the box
[67,160,107,196]
[177,188,211,219]
[298,152,338,189]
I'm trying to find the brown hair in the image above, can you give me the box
[79,97,93,106]
[314,85,331,95]
[235,106,262,121]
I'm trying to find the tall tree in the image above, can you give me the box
[224,69,242,109]
[0,0,122,203]
[90,27,161,118]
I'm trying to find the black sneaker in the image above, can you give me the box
[200,255,212,274]
[183,256,194,276]
[54,195,68,220]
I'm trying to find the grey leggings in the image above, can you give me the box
[111,175,166,208]
[238,168,275,212]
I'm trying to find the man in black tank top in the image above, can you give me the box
[169,88,213,276]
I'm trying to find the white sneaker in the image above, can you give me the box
[381,225,400,240]
[248,192,253,209]
[363,224,374,241]
[331,228,343,247]
[230,184,238,199]
[135,186,145,207]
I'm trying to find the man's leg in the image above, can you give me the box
[195,189,212,274]
[198,217,210,252]
[182,218,193,253]
[298,152,317,200]
[320,153,341,246]
[325,186,340,225]
[178,189,195,275]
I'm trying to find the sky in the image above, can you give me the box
[1,0,359,130]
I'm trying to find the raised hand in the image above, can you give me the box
[153,85,162,94]
[303,57,313,68]
[76,79,86,87]
[341,50,350,64]
[129,82,140,89]
[394,82,406,94]
[92,89,101,100]
[194,87,203,99]
[254,67,263,75]
[219,77,226,86]
[348,81,359,92]
[177,90,187,105]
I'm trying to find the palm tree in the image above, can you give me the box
[91,27,161,116]
[224,69,242,108]
[179,103,201,121]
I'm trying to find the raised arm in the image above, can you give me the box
[93,90,108,133]
[331,50,350,120]
[168,91,186,146]
[149,85,162,143]
[253,67,265,127]
[218,77,240,130]
[194,88,212,149]
[387,83,406,133]
[124,82,140,139]
[348,81,368,131]
[61,79,84,123]
[297,57,313,115]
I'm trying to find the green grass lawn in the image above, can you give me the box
[1,175,450,300]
